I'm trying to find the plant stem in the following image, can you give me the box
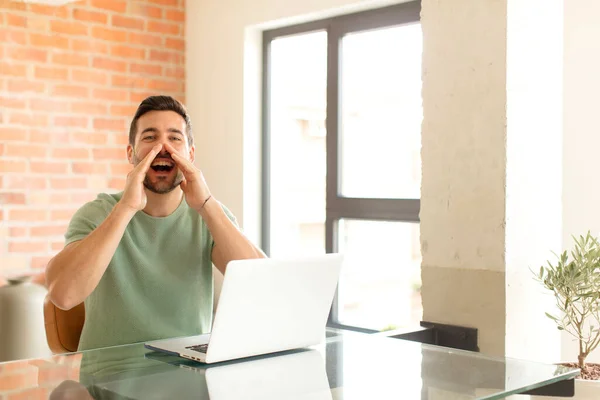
[578,352,586,370]
[577,319,586,369]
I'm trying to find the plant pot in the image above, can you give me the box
[0,276,51,362]
[526,378,600,400]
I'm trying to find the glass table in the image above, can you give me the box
[0,329,579,399]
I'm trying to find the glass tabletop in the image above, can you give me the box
[0,329,579,400]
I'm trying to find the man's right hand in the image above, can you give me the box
[119,144,162,212]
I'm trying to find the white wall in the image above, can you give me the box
[505,0,563,362]
[562,0,600,363]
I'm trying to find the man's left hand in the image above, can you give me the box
[164,142,212,213]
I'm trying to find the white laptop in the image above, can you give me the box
[145,254,343,364]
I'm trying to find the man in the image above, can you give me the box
[46,95,265,351]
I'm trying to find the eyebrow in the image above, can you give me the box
[140,127,184,136]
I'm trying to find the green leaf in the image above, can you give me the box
[545,312,559,321]
[537,231,600,339]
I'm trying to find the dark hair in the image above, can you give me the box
[128,95,194,147]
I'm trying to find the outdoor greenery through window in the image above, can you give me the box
[262,2,422,332]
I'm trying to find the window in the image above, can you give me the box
[262,2,422,332]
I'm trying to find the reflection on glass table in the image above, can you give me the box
[0,329,578,400]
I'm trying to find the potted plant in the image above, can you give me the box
[534,231,600,399]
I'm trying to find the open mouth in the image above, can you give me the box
[151,159,175,173]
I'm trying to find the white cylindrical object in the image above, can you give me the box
[0,277,52,362]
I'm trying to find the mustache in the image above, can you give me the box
[153,152,174,161]
[132,147,175,162]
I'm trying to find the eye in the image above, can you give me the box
[170,136,182,141]
[142,135,155,141]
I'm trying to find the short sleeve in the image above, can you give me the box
[65,195,115,246]
[208,202,239,251]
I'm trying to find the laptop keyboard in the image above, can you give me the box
[186,343,209,354]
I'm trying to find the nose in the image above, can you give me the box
[154,138,171,156]
[157,135,171,146]
[156,149,171,158]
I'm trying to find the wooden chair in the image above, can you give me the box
[43,295,85,353]
[42,268,223,353]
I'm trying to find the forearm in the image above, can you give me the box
[46,203,136,310]
[199,197,265,261]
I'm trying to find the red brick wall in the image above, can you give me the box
[0,354,83,399]
[0,0,186,280]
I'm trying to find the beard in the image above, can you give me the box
[132,152,185,194]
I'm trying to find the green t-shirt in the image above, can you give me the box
[64,192,237,351]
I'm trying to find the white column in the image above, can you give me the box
[421,0,509,357]
[421,0,562,361]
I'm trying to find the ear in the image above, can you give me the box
[189,145,195,164]
[127,144,134,164]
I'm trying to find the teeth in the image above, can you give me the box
[152,160,173,167]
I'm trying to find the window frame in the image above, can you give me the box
[261,1,422,332]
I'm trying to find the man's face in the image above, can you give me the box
[127,110,194,194]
